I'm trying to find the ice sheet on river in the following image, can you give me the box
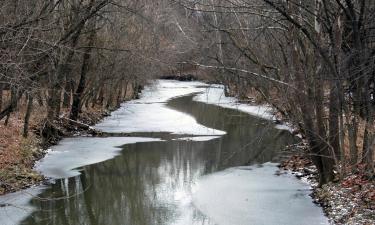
[193,84,276,120]
[94,80,226,135]
[94,80,280,134]
[35,137,161,179]
[0,187,44,225]
[173,136,221,142]
[192,163,329,225]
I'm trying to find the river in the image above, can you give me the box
[0,80,329,225]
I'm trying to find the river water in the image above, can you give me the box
[0,80,329,225]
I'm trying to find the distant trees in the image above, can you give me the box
[0,0,196,140]
[178,0,375,185]
[2,0,372,185]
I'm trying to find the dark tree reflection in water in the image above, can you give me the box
[21,95,296,225]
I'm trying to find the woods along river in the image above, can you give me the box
[0,80,329,225]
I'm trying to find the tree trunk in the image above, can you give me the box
[4,113,10,126]
[348,117,358,165]
[328,82,341,161]
[63,78,74,108]
[0,87,19,121]
[98,86,104,107]
[23,94,34,138]
[116,81,123,106]
[106,83,116,108]
[123,81,129,100]
[0,84,3,111]
[70,29,95,121]
[363,119,375,177]
[46,2,89,121]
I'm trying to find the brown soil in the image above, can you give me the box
[0,97,133,196]
[0,116,44,195]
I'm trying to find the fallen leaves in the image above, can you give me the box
[279,153,375,225]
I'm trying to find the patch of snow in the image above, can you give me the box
[173,136,221,142]
[94,80,225,136]
[35,137,162,179]
[134,80,208,103]
[275,124,294,132]
[193,85,276,120]
[192,163,330,225]
[96,80,294,134]
[94,102,225,135]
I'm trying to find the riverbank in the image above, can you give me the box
[269,106,375,225]
[0,78,279,195]
[2,79,371,225]
[0,91,138,196]
[279,151,375,225]
[223,81,375,225]
[2,80,330,225]
[0,119,44,195]
[257,106,375,225]
[0,108,108,195]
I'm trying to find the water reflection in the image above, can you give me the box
[21,94,296,225]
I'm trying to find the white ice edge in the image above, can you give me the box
[191,83,295,133]
[192,163,329,225]
[94,80,226,135]
[193,87,275,120]
[35,137,163,179]
[95,80,293,134]
[0,187,45,225]
[1,137,162,225]
[172,136,221,142]
[0,80,297,225]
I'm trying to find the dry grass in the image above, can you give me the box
[0,113,44,195]
[0,116,24,170]
[0,87,137,195]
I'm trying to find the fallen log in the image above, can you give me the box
[60,116,93,131]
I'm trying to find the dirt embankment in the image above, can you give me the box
[0,106,115,195]
[0,85,140,196]
[0,118,43,195]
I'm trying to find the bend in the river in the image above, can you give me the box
[0,80,329,225]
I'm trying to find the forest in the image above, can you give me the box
[0,1,374,225]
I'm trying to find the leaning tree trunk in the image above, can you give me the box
[0,86,19,121]
[46,0,92,121]
[70,28,95,121]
